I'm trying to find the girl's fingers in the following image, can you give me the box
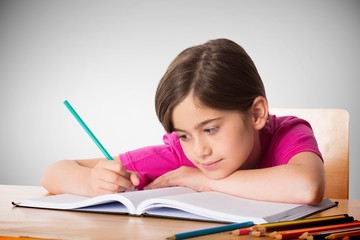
[92,160,136,192]
[144,173,173,189]
[130,172,140,186]
[91,181,129,196]
[99,159,129,177]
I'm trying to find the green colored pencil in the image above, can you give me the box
[63,100,113,160]
[167,221,254,240]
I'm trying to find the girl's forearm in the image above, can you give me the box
[41,160,92,196]
[209,163,324,204]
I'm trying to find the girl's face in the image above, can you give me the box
[172,94,261,180]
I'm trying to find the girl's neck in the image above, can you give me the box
[240,131,262,170]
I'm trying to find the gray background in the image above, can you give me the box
[1,0,359,199]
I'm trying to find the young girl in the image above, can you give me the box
[41,38,325,204]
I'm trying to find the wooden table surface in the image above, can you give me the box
[1,185,359,240]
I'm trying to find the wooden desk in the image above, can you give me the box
[1,185,359,240]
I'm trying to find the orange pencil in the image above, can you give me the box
[269,221,360,240]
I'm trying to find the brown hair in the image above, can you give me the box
[155,38,266,132]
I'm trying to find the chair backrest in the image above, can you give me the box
[269,108,350,199]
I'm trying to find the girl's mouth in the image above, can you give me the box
[200,159,223,171]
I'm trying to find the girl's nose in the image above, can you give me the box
[194,138,212,159]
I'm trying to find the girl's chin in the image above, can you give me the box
[202,170,232,180]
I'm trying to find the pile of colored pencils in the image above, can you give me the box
[231,214,360,239]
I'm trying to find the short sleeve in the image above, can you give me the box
[260,115,322,168]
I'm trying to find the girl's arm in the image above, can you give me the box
[145,152,325,205]
[209,152,325,204]
[41,157,139,197]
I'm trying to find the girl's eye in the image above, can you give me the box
[178,134,190,141]
[204,127,219,134]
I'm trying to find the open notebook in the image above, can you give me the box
[13,187,336,224]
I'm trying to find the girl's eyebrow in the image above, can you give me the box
[174,117,223,132]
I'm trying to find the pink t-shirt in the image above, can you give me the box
[119,115,322,190]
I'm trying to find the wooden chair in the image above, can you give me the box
[269,108,350,199]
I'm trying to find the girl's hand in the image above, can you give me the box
[87,159,139,196]
[144,166,211,192]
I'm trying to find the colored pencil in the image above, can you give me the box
[270,222,360,239]
[302,227,360,240]
[231,228,252,235]
[231,214,353,235]
[166,221,254,240]
[325,228,360,239]
[63,100,113,160]
[342,235,360,240]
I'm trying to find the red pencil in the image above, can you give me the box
[231,227,252,235]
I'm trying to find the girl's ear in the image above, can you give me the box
[250,96,268,130]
